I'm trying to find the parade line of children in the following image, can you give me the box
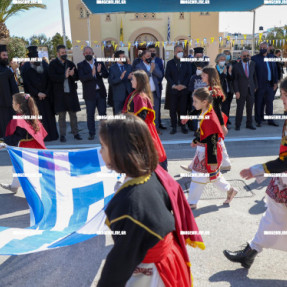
[0,70,286,286]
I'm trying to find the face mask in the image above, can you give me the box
[260,49,267,55]
[225,55,231,61]
[243,57,249,62]
[151,52,156,58]
[177,52,183,58]
[146,57,152,64]
[196,69,202,76]
[0,58,8,66]
[85,55,93,61]
[219,61,225,67]
[60,54,67,61]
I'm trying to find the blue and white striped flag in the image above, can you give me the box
[0,146,121,255]
[167,17,170,42]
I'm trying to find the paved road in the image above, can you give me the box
[0,90,287,286]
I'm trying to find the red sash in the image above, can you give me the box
[5,118,47,149]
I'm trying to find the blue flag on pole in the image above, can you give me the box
[0,146,120,255]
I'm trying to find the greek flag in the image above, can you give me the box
[0,146,121,255]
[167,17,170,42]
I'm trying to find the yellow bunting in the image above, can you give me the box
[128,42,131,51]
[210,37,214,43]
[80,45,84,50]
[94,41,98,44]
[243,34,247,40]
[184,39,188,47]
[114,44,118,50]
[76,40,81,43]
[227,36,230,41]
[155,41,160,47]
[259,33,263,42]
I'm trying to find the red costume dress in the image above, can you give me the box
[4,117,47,149]
[123,91,167,163]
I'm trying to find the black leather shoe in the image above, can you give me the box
[181,125,188,134]
[159,124,167,130]
[256,122,261,127]
[235,126,240,131]
[268,121,279,127]
[74,134,82,140]
[223,243,258,269]
[88,134,95,140]
[60,136,66,142]
[246,125,256,130]
[170,128,177,135]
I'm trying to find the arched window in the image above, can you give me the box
[80,7,84,18]
[179,12,184,20]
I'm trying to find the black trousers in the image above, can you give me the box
[85,91,106,136]
[235,88,254,127]
[255,84,274,124]
[222,92,234,119]
[169,90,188,128]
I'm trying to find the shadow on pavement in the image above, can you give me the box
[0,235,111,287]
[248,197,267,215]
[0,193,28,217]
[209,268,287,287]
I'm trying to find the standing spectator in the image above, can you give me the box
[233,50,258,130]
[108,50,132,115]
[77,46,109,140]
[275,49,284,82]
[132,49,143,71]
[23,46,59,141]
[251,42,279,127]
[165,45,192,134]
[148,44,166,130]
[191,47,209,76]
[188,48,194,58]
[49,45,82,143]
[0,45,19,138]
[215,53,234,126]
[135,50,162,133]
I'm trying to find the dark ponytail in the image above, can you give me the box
[13,93,40,133]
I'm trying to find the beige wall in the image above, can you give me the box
[69,0,220,64]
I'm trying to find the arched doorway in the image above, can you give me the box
[133,33,158,59]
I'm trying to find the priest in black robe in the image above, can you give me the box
[0,45,19,138]
[23,46,59,141]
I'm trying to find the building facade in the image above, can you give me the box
[68,0,221,65]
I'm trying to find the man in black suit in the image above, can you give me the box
[49,45,82,143]
[251,42,279,127]
[233,50,258,130]
[108,50,132,114]
[77,46,109,140]
[165,45,192,134]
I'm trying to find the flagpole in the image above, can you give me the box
[252,9,256,56]
[60,0,67,47]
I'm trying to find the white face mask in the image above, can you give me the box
[219,61,225,67]
[196,69,202,76]
[177,52,183,58]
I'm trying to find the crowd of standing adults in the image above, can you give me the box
[0,42,286,143]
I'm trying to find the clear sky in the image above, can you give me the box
[5,0,287,41]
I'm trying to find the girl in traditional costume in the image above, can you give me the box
[224,77,287,269]
[182,88,238,209]
[97,114,205,287]
[0,93,47,193]
[122,70,167,170]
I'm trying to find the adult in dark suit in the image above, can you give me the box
[165,45,192,134]
[0,45,19,138]
[108,50,132,115]
[131,50,143,71]
[148,44,166,130]
[49,45,82,142]
[233,50,258,130]
[251,42,279,127]
[23,47,59,141]
[135,50,162,132]
[77,46,109,140]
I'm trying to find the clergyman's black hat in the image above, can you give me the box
[0,45,7,52]
[27,45,38,58]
